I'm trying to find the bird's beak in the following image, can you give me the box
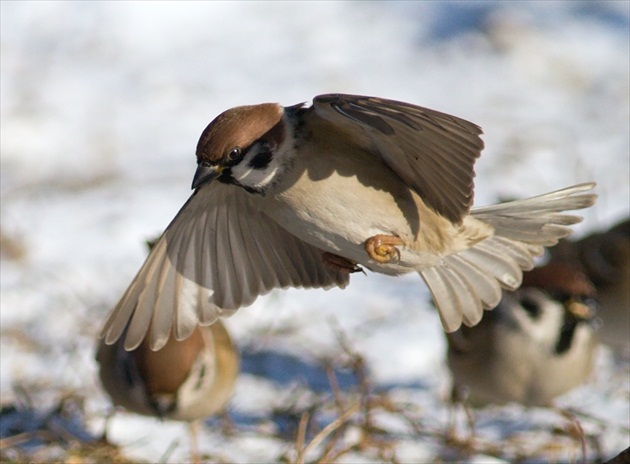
[192,163,222,189]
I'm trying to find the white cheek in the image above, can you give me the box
[233,166,254,182]
[231,121,296,191]
[232,161,280,189]
[256,166,279,187]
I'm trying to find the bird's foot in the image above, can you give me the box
[364,234,403,263]
[323,252,364,274]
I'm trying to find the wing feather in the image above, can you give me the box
[101,182,349,351]
[311,94,483,223]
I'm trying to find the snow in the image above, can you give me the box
[1,1,628,463]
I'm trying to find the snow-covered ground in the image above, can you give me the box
[1,2,628,463]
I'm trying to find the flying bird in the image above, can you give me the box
[101,94,597,351]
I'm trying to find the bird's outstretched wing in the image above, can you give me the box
[101,182,349,351]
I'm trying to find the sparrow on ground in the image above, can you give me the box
[100,94,597,351]
[572,219,629,353]
[96,320,238,463]
[446,261,598,406]
[96,320,239,422]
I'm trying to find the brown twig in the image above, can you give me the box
[294,410,311,464]
[296,402,360,464]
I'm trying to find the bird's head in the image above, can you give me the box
[193,103,295,194]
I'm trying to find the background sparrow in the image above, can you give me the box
[96,320,238,462]
[96,321,238,421]
[572,219,629,354]
[446,260,598,407]
[100,94,597,351]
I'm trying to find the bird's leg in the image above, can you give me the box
[219,409,236,436]
[188,420,201,464]
[444,384,477,450]
[323,252,364,274]
[364,234,403,263]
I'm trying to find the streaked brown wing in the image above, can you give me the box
[311,94,484,223]
[101,181,349,351]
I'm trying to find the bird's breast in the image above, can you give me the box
[255,147,433,273]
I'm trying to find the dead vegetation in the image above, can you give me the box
[1,323,626,464]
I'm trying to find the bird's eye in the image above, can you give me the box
[227,147,241,162]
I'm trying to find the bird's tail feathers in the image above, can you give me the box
[420,183,597,332]
[471,182,597,245]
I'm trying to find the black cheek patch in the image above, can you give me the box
[520,296,542,320]
[249,150,273,169]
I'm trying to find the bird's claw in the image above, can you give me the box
[365,234,403,263]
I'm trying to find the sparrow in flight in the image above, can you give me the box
[101,94,597,351]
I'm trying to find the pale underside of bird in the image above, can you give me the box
[100,94,597,351]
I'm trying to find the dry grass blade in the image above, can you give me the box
[555,407,587,464]
[294,403,360,464]
[294,411,310,464]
